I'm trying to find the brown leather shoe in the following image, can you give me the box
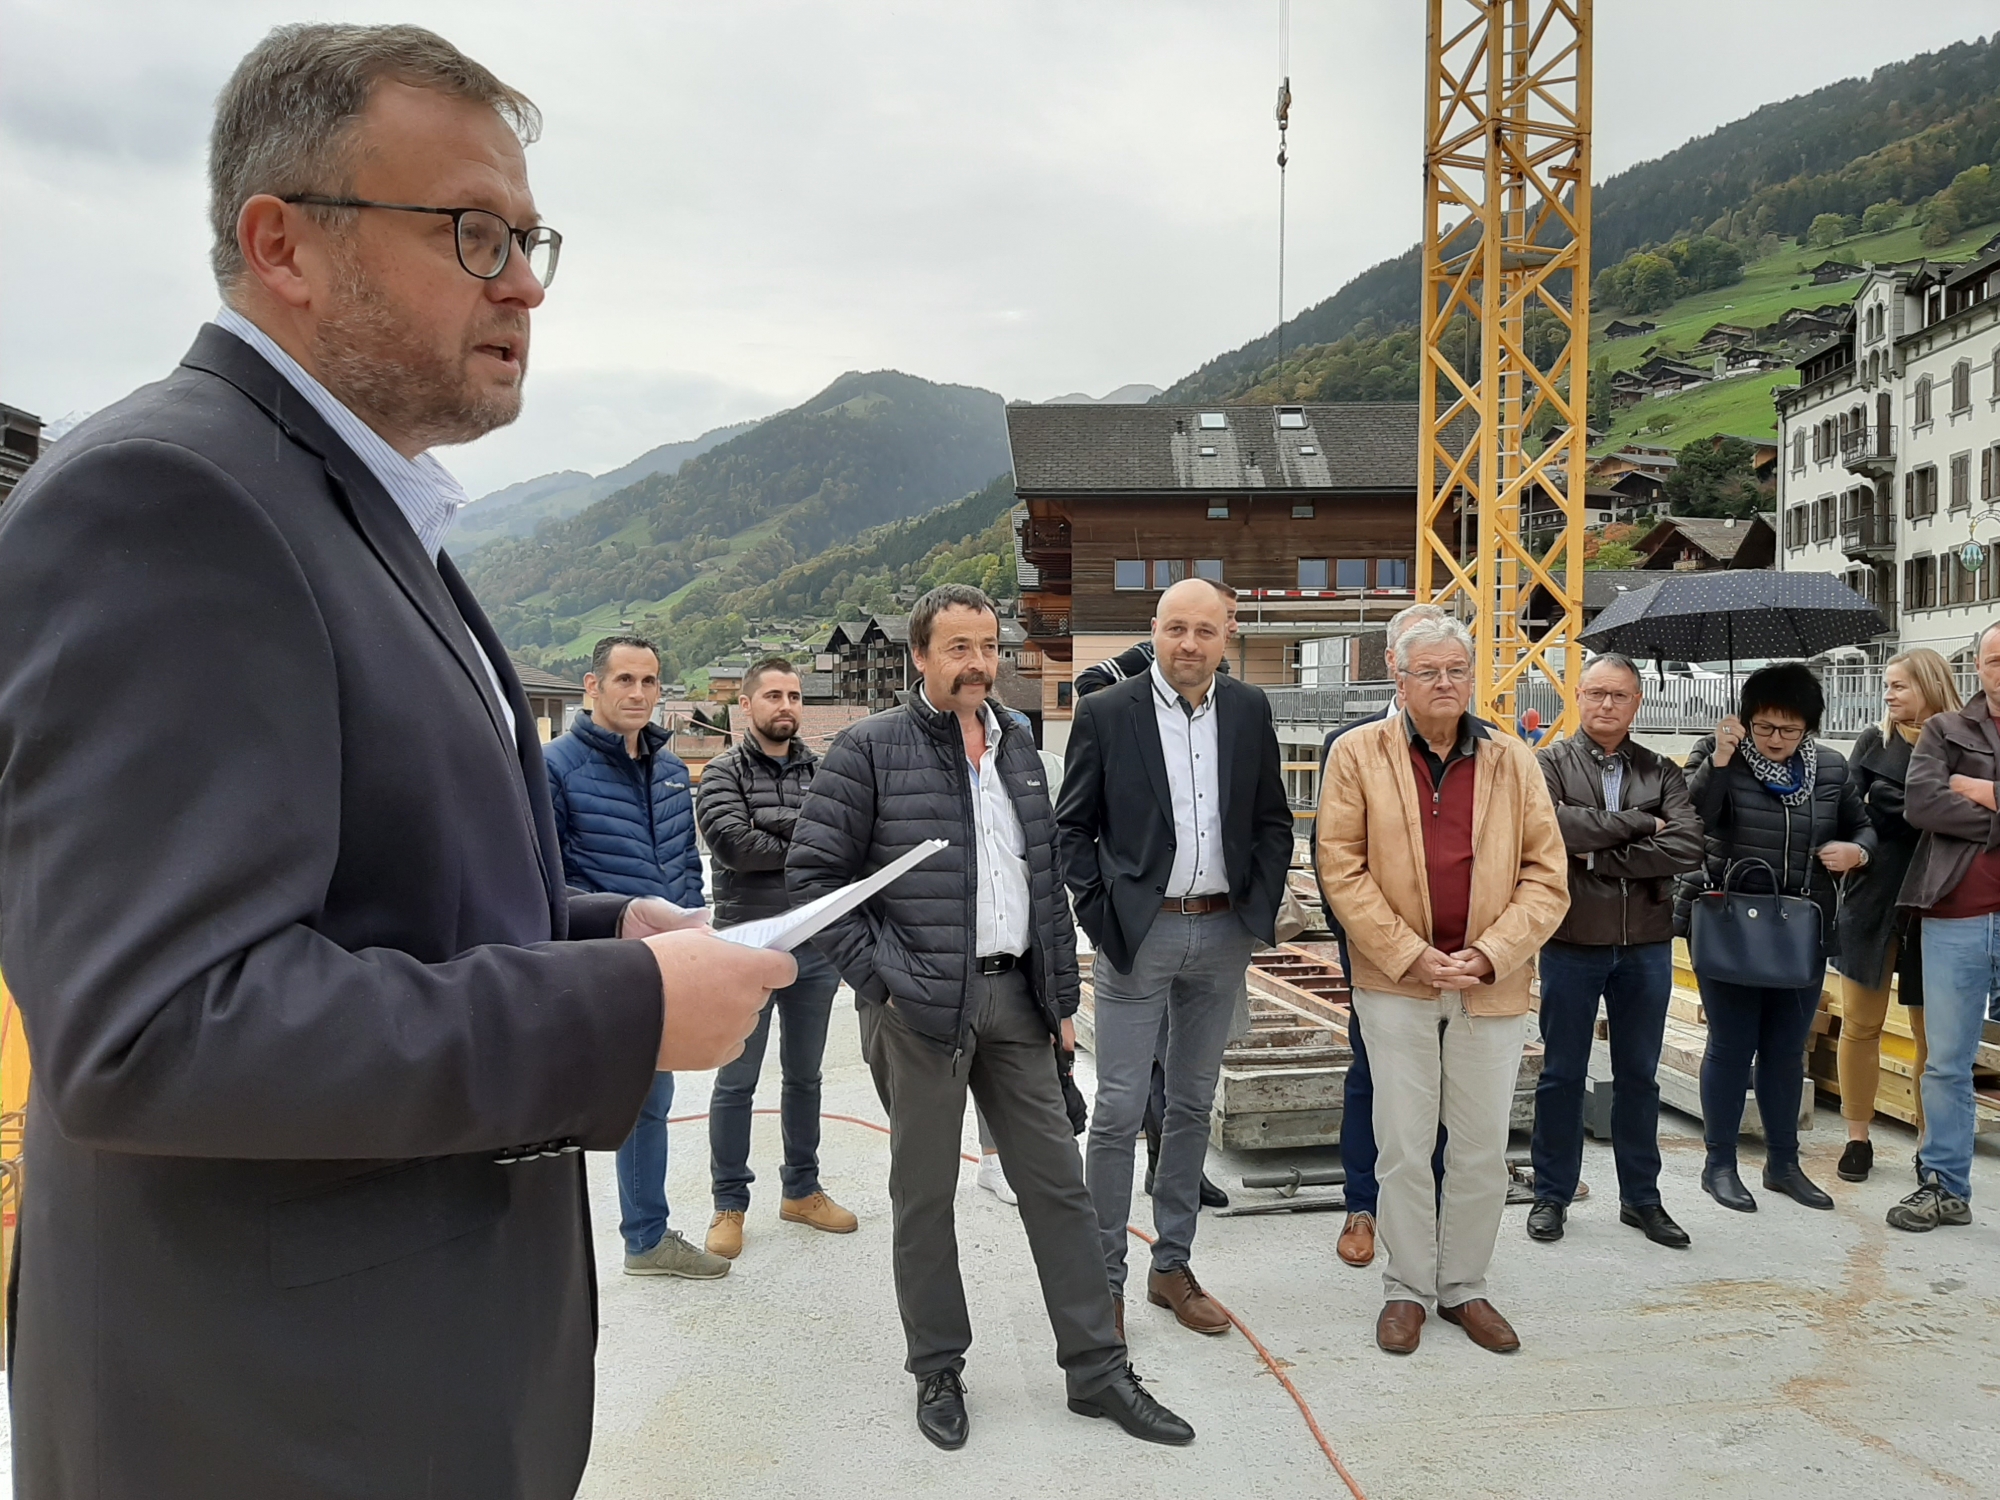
[1146,1265,1231,1336]
[1375,1300,1424,1354]
[779,1191,858,1234]
[1337,1211,1376,1268]
[1113,1295,1125,1342]
[1439,1298,1520,1353]
[705,1210,745,1259]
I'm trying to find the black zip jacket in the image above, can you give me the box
[786,693,1079,1048]
[1538,732,1706,947]
[696,736,818,926]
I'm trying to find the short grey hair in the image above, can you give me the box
[1385,601,1450,651]
[1581,651,1643,690]
[1392,615,1475,672]
[208,24,541,292]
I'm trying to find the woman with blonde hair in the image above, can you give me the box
[1830,647,1963,1181]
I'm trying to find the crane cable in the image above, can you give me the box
[1275,0,1292,379]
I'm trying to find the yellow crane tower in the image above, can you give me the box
[1416,0,1591,738]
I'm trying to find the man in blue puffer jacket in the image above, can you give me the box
[546,636,723,1279]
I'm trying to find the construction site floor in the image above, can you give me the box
[3,993,1996,1498]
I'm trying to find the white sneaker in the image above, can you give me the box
[977,1153,1018,1205]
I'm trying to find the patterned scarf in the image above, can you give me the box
[1737,732,1818,808]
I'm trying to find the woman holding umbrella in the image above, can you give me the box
[1830,649,1962,1180]
[1677,663,1875,1213]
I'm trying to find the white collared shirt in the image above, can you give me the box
[213,307,516,743]
[927,688,1032,957]
[1150,660,1228,898]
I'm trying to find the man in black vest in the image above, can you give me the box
[0,24,789,1498]
[1056,579,1294,1337]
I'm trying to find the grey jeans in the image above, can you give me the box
[1085,909,1256,1294]
[858,970,1125,1397]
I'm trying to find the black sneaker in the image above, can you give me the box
[1836,1139,1873,1182]
[1886,1176,1971,1233]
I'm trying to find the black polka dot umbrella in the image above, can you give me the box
[1578,569,1886,676]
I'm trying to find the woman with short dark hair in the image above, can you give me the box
[1677,663,1876,1213]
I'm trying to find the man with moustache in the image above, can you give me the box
[1056,578,1294,1337]
[0,24,791,1499]
[789,584,1192,1450]
[696,656,857,1260]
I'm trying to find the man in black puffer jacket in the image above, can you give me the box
[789,585,1192,1453]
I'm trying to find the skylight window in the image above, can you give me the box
[1299,444,1318,456]
[1198,412,1228,430]
[1277,408,1307,429]
[1198,445,1218,457]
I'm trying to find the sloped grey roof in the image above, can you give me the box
[1006,403,1466,494]
[514,664,584,694]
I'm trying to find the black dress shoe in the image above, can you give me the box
[1619,1201,1691,1248]
[1526,1199,1566,1242]
[1763,1161,1834,1210]
[1836,1139,1873,1182]
[1702,1162,1757,1213]
[916,1369,968,1450]
[1199,1173,1229,1209]
[1067,1364,1195,1446]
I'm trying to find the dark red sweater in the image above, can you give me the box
[1409,737,1477,953]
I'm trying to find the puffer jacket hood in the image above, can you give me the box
[786,690,1078,1047]
[544,711,704,904]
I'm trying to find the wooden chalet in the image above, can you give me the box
[1635,513,1777,572]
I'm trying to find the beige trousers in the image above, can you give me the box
[1352,986,1527,1309]
[1837,937,1928,1128]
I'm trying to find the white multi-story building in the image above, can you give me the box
[1776,236,2000,671]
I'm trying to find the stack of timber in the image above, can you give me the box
[1808,969,2000,1134]
[1074,939,1546,1152]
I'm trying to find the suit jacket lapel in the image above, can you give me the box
[181,325,515,750]
[1128,679,1175,827]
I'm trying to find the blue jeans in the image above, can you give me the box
[1919,913,2000,1201]
[709,951,840,1210]
[1696,974,1820,1169]
[1531,940,1671,1207]
[1342,1000,1446,1216]
[617,1070,676,1256]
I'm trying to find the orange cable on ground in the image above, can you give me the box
[667,1107,1368,1498]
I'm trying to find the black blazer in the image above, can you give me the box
[0,325,665,1500]
[1055,669,1294,974]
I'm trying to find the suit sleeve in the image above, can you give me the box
[1590,759,1708,879]
[786,729,883,993]
[1466,744,1572,981]
[697,751,787,873]
[1316,735,1432,983]
[1904,718,2000,848]
[1052,695,1111,942]
[0,439,662,1159]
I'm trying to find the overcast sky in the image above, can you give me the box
[3,2,1995,498]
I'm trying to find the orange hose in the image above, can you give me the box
[667,1107,1368,1497]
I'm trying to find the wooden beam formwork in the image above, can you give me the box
[1417,0,1591,737]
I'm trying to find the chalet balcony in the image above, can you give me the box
[1840,511,1896,559]
[1025,607,1071,638]
[1020,518,1072,559]
[1840,425,1895,478]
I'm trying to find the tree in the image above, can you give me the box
[1585,541,1642,571]
[1806,213,1850,248]
[1662,437,1766,518]
[1861,199,1902,233]
[1588,355,1612,432]
[1920,195,1963,248]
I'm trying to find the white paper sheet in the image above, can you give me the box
[713,838,950,952]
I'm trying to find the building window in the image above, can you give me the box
[1197,446,1218,458]
[1951,360,1972,413]
[1950,452,1971,511]
[1298,558,1329,590]
[1277,407,1307,429]
[1377,558,1411,589]
[1193,558,1225,581]
[1905,465,1939,519]
[1299,444,1318,456]
[1335,558,1368,589]
[1785,503,1808,549]
[1056,680,1073,708]
[1151,559,1185,589]
[1813,494,1835,542]
[1946,545,1982,605]
[1914,376,1933,426]
[1198,412,1228,430]
[1904,554,1937,611]
[1982,443,2000,504]
[1114,559,1146,590]
[1792,430,1807,471]
[1292,503,1316,519]
[1206,503,1229,518]
[1982,544,1999,603]
[1991,348,2000,399]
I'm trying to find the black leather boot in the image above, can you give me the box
[1702,1159,1757,1213]
[1763,1160,1834,1210]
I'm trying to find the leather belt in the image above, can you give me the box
[976,953,1020,974]
[1161,893,1232,915]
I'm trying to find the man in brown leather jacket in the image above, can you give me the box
[1529,654,1706,1249]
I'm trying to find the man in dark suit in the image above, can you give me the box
[1056,579,1294,1337]
[0,24,789,1500]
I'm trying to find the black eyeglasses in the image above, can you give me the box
[280,195,562,288]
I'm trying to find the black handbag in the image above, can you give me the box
[1688,857,1824,990]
